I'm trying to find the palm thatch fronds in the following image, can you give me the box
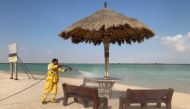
[59,8,155,45]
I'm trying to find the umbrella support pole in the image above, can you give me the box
[104,37,110,79]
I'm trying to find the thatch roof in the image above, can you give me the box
[59,8,155,45]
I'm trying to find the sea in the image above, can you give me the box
[0,63,190,93]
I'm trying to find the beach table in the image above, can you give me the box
[96,79,115,98]
[83,77,120,98]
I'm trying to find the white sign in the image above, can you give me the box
[8,43,17,63]
[8,56,17,63]
[8,43,17,54]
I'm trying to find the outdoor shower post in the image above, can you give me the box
[104,36,110,79]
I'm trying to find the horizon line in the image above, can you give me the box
[0,62,190,65]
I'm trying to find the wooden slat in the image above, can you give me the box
[126,89,174,103]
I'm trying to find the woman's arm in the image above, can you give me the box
[48,64,59,70]
[58,68,65,72]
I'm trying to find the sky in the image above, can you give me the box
[0,0,190,64]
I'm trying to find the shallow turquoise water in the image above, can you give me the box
[0,63,190,93]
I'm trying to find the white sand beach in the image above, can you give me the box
[0,72,190,109]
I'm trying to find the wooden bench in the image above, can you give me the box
[62,83,108,109]
[119,88,174,109]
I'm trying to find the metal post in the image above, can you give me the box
[14,62,18,80]
[10,62,13,79]
[104,36,110,79]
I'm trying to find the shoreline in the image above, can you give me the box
[1,63,190,65]
[0,72,190,109]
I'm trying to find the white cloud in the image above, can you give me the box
[47,50,54,54]
[161,32,190,52]
[154,35,160,39]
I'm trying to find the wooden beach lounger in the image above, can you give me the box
[119,88,174,109]
[62,83,108,109]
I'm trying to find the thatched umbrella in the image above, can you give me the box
[59,3,155,79]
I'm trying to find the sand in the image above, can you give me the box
[0,72,190,109]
